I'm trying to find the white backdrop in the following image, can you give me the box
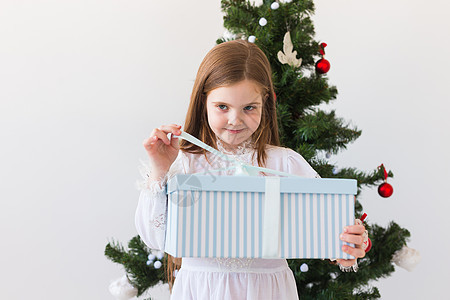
[1,0,449,299]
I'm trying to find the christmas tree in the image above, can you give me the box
[105,1,418,298]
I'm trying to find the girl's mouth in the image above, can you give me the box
[226,129,243,134]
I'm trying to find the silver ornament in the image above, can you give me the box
[248,35,256,43]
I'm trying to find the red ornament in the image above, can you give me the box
[315,42,331,74]
[377,164,394,198]
[378,182,394,198]
[364,237,372,253]
[319,42,327,55]
[315,58,331,74]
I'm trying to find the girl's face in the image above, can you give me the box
[206,80,263,151]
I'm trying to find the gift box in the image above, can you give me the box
[164,174,357,259]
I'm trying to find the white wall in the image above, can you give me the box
[0,0,448,299]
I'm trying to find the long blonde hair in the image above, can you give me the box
[167,40,280,290]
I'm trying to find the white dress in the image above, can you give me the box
[135,138,319,300]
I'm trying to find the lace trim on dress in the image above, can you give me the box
[150,213,166,231]
[136,159,168,192]
[215,136,255,156]
[136,154,185,192]
[214,257,255,272]
[212,136,258,176]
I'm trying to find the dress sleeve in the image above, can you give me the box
[286,148,321,179]
[134,151,185,251]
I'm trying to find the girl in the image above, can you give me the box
[135,40,366,299]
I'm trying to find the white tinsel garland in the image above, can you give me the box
[249,0,264,6]
[222,29,237,41]
[392,245,421,271]
[109,275,138,300]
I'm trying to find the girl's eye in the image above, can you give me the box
[217,105,256,111]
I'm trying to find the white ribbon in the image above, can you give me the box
[262,177,281,258]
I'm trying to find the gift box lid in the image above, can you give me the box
[167,174,357,195]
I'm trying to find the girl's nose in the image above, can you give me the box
[227,111,243,126]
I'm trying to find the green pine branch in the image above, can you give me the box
[294,110,360,153]
[104,236,166,297]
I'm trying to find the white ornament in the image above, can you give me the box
[271,2,280,9]
[146,260,152,266]
[147,253,156,261]
[259,17,267,26]
[154,261,162,269]
[109,275,138,300]
[392,245,421,271]
[280,0,292,3]
[332,167,338,175]
[277,32,302,68]
[248,35,256,43]
[156,251,165,260]
[300,263,309,272]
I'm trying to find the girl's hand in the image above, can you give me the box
[336,223,366,267]
[143,124,182,180]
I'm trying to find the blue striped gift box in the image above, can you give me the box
[165,174,356,259]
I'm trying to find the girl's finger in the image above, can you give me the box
[143,135,158,149]
[144,126,179,149]
[342,244,366,259]
[159,124,182,136]
[340,233,363,246]
[343,225,365,235]
[153,129,171,145]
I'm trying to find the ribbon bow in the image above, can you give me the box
[173,130,301,178]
